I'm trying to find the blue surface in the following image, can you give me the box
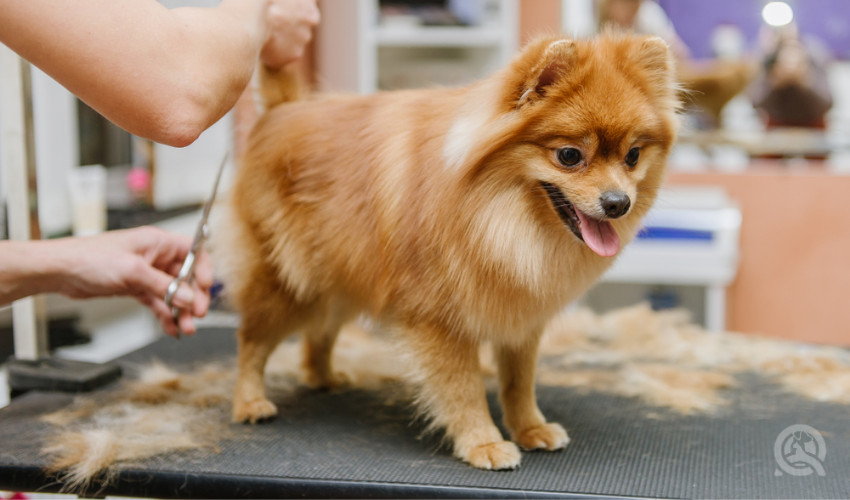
[637,226,714,242]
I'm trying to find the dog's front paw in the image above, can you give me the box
[463,441,522,470]
[515,422,569,451]
[232,397,278,424]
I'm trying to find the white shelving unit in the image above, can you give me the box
[561,0,596,38]
[316,0,518,94]
[599,187,742,332]
[375,26,505,47]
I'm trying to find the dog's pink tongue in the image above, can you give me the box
[576,210,620,257]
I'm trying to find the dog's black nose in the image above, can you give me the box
[600,191,631,219]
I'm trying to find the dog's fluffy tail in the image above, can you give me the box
[257,65,304,111]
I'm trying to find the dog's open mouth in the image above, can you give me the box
[540,182,620,257]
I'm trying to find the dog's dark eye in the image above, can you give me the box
[557,147,582,168]
[625,147,640,168]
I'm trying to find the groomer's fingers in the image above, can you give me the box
[139,292,180,338]
[177,308,197,336]
[261,0,320,68]
[166,260,183,277]
[147,293,197,337]
[158,314,181,338]
[193,250,214,289]
[191,281,211,318]
[145,290,197,336]
[129,258,196,309]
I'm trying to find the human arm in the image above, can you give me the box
[0,227,213,337]
[0,0,319,147]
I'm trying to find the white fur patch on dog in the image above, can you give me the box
[442,112,488,171]
[441,81,506,172]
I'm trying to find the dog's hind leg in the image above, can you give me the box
[301,301,351,390]
[232,290,303,424]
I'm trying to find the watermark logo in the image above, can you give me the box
[774,424,826,477]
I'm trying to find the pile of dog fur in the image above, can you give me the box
[41,303,850,489]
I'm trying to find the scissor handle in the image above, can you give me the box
[177,248,198,283]
[164,249,198,337]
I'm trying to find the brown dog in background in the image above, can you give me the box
[213,32,679,470]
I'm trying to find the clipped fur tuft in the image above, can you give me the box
[39,307,850,487]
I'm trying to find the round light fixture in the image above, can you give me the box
[762,1,794,27]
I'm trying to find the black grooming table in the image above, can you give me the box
[1,327,849,499]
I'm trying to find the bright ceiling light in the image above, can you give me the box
[762,1,794,27]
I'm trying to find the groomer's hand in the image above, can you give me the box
[260,0,321,68]
[53,226,213,337]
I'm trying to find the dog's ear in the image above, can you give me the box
[516,39,576,109]
[631,36,676,92]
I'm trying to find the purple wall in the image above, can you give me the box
[657,0,850,60]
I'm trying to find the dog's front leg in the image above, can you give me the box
[408,324,521,470]
[496,334,569,452]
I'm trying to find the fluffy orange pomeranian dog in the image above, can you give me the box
[213,32,679,470]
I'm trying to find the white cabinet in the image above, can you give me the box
[316,0,518,94]
[560,0,596,38]
[598,187,742,332]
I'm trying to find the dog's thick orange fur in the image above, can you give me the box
[213,33,679,470]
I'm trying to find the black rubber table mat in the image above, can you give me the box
[1,327,848,499]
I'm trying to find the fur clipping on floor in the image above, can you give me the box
[41,362,233,492]
[40,303,850,489]
[536,303,850,412]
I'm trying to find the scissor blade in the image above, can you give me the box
[202,152,228,220]
[168,152,229,337]
[190,152,229,250]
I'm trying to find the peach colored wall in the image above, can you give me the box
[520,0,562,45]
[667,169,850,346]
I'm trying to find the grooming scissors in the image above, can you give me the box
[164,152,228,337]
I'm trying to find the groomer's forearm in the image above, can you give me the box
[0,0,270,147]
[163,0,271,145]
[0,241,65,306]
